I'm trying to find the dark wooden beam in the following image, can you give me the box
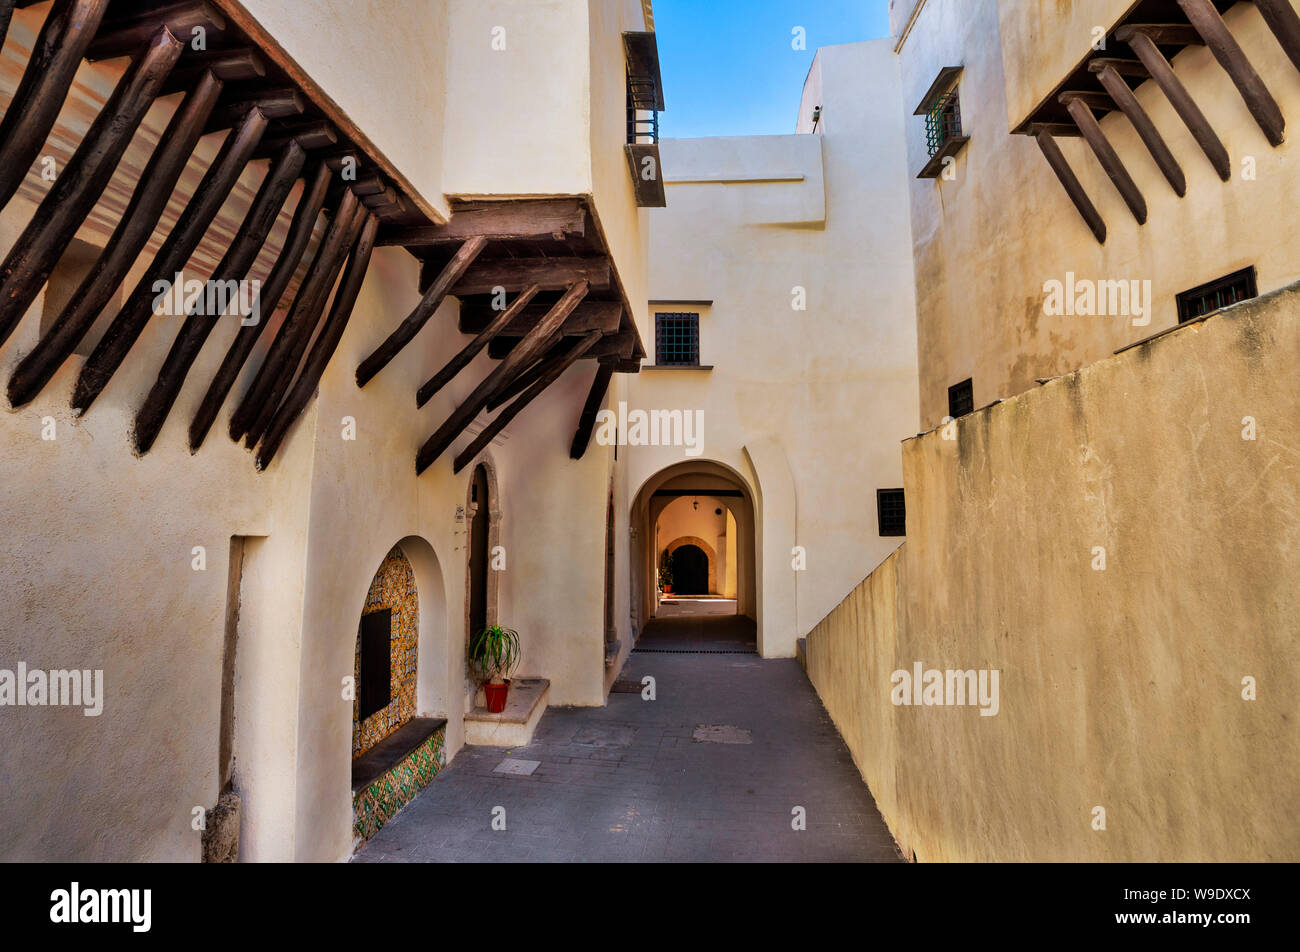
[354,236,488,387]
[1116,23,1205,47]
[570,361,615,459]
[252,120,338,158]
[1255,0,1300,76]
[7,72,226,409]
[1057,90,1116,113]
[242,199,370,448]
[488,326,635,361]
[158,48,266,95]
[415,281,590,474]
[458,300,622,337]
[0,1,15,50]
[1094,63,1186,196]
[206,87,305,131]
[132,141,306,454]
[1035,129,1107,244]
[1118,27,1232,180]
[415,285,542,407]
[484,333,570,411]
[0,27,184,349]
[450,257,612,297]
[72,105,270,415]
[1063,96,1147,224]
[1087,57,1149,78]
[0,0,112,213]
[229,189,361,442]
[255,214,380,469]
[376,199,587,247]
[189,160,332,450]
[86,0,225,61]
[1177,0,1285,146]
[452,331,603,474]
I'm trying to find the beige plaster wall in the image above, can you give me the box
[632,39,920,654]
[806,282,1300,861]
[904,0,1300,427]
[231,0,452,222]
[996,0,1134,130]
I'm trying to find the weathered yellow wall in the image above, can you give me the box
[806,282,1300,861]
[997,0,1135,130]
[904,0,1300,428]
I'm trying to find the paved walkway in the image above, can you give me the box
[354,613,900,862]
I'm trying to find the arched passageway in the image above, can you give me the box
[629,461,758,638]
[670,543,708,594]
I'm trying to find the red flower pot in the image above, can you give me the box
[484,680,510,714]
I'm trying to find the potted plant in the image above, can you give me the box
[470,623,521,713]
[658,550,674,596]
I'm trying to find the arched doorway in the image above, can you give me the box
[468,464,490,642]
[671,544,708,594]
[629,461,758,645]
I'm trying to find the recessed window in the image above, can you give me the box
[878,488,906,537]
[915,66,969,179]
[655,312,700,366]
[357,609,392,722]
[948,378,974,419]
[1176,267,1257,324]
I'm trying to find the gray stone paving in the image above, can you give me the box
[354,613,901,863]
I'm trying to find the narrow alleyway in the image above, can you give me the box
[354,614,901,862]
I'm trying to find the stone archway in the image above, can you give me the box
[663,535,718,594]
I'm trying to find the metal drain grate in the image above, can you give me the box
[610,679,642,693]
[632,648,757,655]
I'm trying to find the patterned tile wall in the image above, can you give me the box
[352,726,446,847]
[353,546,419,757]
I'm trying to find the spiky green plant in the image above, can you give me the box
[469,624,521,684]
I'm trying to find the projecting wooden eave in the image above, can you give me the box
[1017,0,1299,243]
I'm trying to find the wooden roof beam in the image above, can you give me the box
[355,235,488,387]
[1117,27,1231,180]
[230,189,362,443]
[416,281,590,474]
[255,213,380,470]
[1035,129,1107,244]
[133,140,307,455]
[189,160,332,451]
[450,257,611,297]
[87,0,226,61]
[8,72,226,409]
[377,199,587,248]
[0,0,112,213]
[73,104,271,415]
[1093,63,1186,196]
[1177,0,1284,147]
[1061,95,1147,224]
[458,300,622,337]
[1254,0,1300,77]
[453,330,604,474]
[570,361,616,459]
[0,26,184,349]
[415,286,542,407]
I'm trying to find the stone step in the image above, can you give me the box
[465,677,549,747]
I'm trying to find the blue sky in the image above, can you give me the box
[653,0,893,139]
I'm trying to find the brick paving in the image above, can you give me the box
[354,612,901,862]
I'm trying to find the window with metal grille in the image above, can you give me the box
[925,89,962,157]
[948,378,974,419]
[655,312,699,366]
[1176,267,1257,324]
[878,488,906,537]
[627,79,659,144]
